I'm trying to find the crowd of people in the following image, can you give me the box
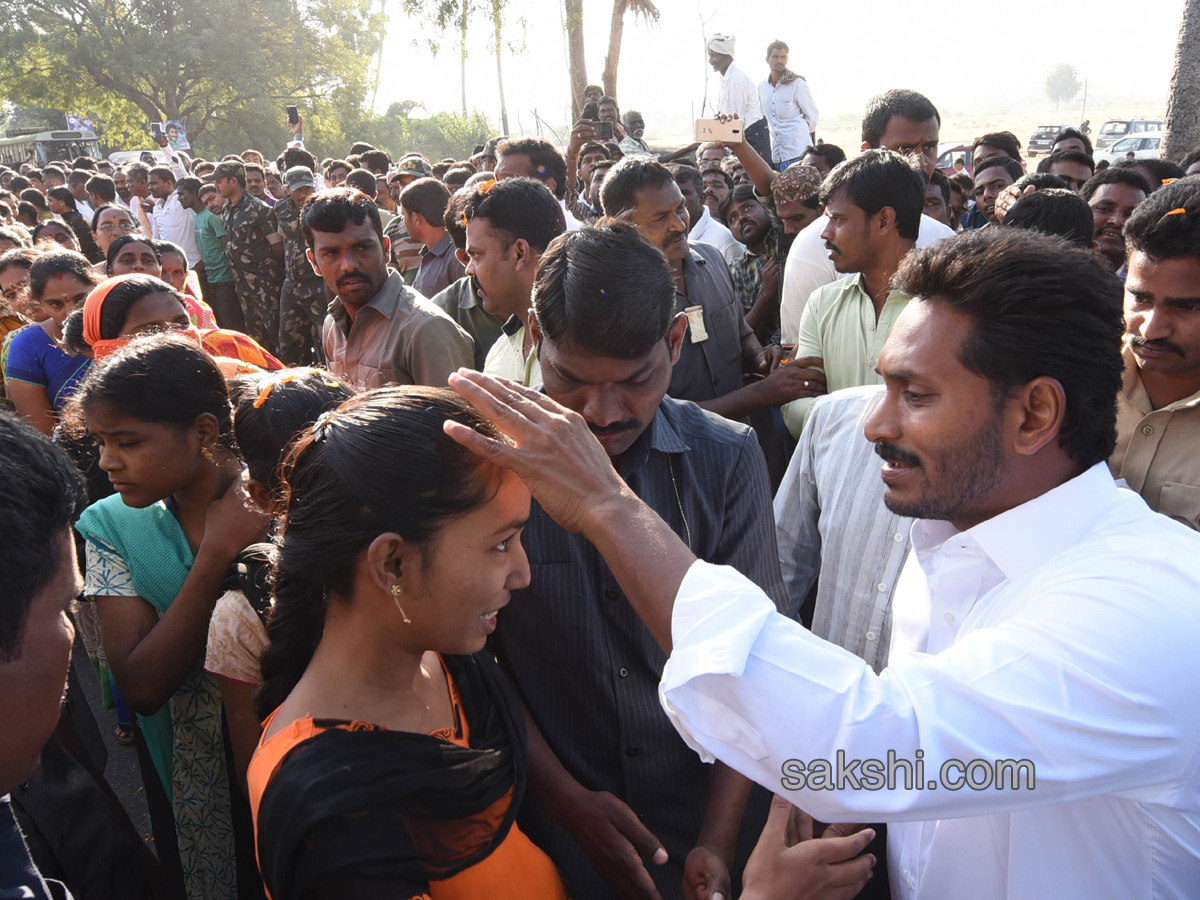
[3,30,1200,900]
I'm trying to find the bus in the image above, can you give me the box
[0,130,103,168]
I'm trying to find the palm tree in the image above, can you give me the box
[1163,0,1200,161]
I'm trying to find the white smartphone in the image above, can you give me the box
[694,117,743,143]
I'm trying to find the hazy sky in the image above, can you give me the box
[376,0,1183,139]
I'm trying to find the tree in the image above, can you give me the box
[563,0,588,119]
[0,0,382,156]
[1164,0,1200,160]
[1044,63,1082,111]
[600,0,658,100]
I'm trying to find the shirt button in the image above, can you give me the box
[1142,425,1154,436]
[618,667,629,678]
[866,631,877,642]
[877,582,888,592]
[894,532,904,542]
[605,589,618,600]
[943,612,955,624]
[904,871,915,889]
[625,746,639,757]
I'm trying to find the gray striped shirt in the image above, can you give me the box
[774,385,912,673]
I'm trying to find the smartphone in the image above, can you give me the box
[592,119,614,141]
[286,105,300,125]
[695,117,743,143]
[150,121,164,143]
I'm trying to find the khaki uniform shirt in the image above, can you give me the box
[1110,345,1200,530]
[323,270,474,390]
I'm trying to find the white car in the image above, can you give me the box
[1095,131,1162,165]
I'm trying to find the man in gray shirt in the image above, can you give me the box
[400,176,466,299]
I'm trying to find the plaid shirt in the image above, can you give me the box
[729,222,786,314]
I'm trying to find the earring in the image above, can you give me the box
[200,445,216,465]
[391,584,412,624]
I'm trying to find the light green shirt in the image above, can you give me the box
[782,273,909,437]
[483,317,542,388]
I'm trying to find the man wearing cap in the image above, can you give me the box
[383,156,433,282]
[213,159,285,353]
[707,34,770,164]
[275,165,329,364]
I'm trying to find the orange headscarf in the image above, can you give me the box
[82,274,203,360]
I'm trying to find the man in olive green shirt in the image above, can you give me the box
[783,150,926,437]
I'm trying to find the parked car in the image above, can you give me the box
[1027,123,1073,157]
[1095,118,1163,151]
[1095,131,1163,165]
[937,142,973,176]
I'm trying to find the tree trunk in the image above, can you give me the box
[564,0,587,120]
[601,0,627,99]
[492,0,509,134]
[460,0,469,114]
[1164,0,1200,160]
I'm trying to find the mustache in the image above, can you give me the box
[470,274,485,298]
[874,441,921,467]
[589,419,640,437]
[337,270,371,287]
[1130,336,1185,357]
[824,242,840,255]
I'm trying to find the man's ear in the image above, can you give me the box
[455,247,468,266]
[667,313,688,365]
[528,314,543,347]
[306,247,322,276]
[1011,375,1067,458]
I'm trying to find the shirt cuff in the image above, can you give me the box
[659,560,777,763]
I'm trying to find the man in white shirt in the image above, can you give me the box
[758,40,819,171]
[707,34,770,164]
[780,89,954,345]
[445,226,1200,900]
[146,165,200,267]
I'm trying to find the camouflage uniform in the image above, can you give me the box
[274,194,328,365]
[222,190,284,355]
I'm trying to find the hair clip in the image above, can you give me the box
[1164,207,1187,216]
[1161,178,1179,186]
[253,372,298,408]
[476,178,497,196]
[311,409,337,442]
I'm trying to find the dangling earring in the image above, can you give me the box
[200,445,216,465]
[391,583,412,624]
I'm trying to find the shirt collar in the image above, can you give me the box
[501,315,522,336]
[616,400,692,477]
[331,269,404,321]
[1120,342,1200,413]
[911,462,1119,583]
[421,232,454,259]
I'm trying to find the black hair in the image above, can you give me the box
[9,177,31,193]
[1052,126,1093,156]
[1039,149,1095,176]
[667,163,703,199]
[1004,189,1094,248]
[0,414,87,662]
[64,333,232,448]
[973,156,1024,184]
[892,228,1124,467]
[86,174,116,203]
[820,149,925,241]
[229,368,354,495]
[928,169,951,206]
[443,166,474,190]
[71,274,184,345]
[125,163,149,184]
[106,234,161,275]
[359,149,392,175]
[283,147,318,174]
[598,95,619,112]
[153,240,187,265]
[22,190,49,213]
[0,226,32,250]
[1114,157,1185,190]
[533,222,675,360]
[444,187,470,250]
[1080,167,1152,203]
[301,188,384,247]
[1179,149,1200,172]
[399,177,451,227]
[1124,175,1200,262]
[28,249,97,300]
[344,168,378,198]
[719,182,760,223]
[496,138,570,200]
[147,166,176,187]
[861,89,941,148]
[578,142,609,164]
[766,39,789,55]
[802,143,847,169]
[461,176,565,253]
[1013,172,1069,192]
[0,247,38,278]
[255,386,506,718]
[972,131,1023,163]
[66,170,90,185]
[600,157,676,216]
[176,177,202,195]
[348,142,376,156]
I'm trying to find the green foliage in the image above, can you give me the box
[0,0,383,157]
[342,106,492,161]
[1044,63,1082,110]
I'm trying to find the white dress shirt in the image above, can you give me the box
[716,61,763,128]
[689,207,744,266]
[149,192,199,267]
[779,213,954,346]
[758,76,819,163]
[661,463,1200,899]
[774,386,909,672]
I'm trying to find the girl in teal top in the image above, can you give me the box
[67,333,267,900]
